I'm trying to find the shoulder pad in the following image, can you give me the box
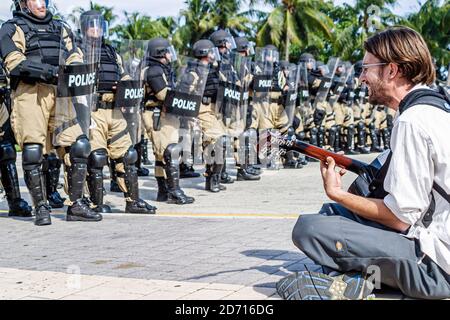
[0,22,21,59]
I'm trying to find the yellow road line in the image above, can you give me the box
[0,209,299,219]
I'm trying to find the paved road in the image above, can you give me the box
[1,152,407,300]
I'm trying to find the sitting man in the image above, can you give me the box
[277,26,450,300]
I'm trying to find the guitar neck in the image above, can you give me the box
[283,138,368,175]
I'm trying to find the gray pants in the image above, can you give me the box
[292,203,450,299]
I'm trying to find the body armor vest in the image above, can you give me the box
[203,64,220,102]
[143,58,175,108]
[98,43,121,93]
[12,12,64,67]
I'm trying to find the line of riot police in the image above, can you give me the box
[1,0,447,227]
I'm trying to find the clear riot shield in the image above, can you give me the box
[357,83,369,105]
[298,62,309,106]
[54,20,101,147]
[164,56,209,117]
[165,56,210,164]
[312,57,340,108]
[345,64,356,108]
[252,47,278,105]
[215,52,250,137]
[328,61,353,107]
[282,63,300,128]
[115,40,148,146]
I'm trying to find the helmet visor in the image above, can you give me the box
[166,45,178,63]
[210,47,221,62]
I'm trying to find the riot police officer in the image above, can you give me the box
[209,29,238,184]
[233,36,261,180]
[0,60,32,217]
[81,10,156,214]
[141,37,195,205]
[193,39,229,192]
[0,0,102,225]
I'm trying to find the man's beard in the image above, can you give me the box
[368,79,393,106]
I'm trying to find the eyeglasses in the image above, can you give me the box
[361,62,388,75]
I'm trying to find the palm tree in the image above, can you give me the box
[406,0,449,75]
[172,0,217,54]
[112,12,172,40]
[329,0,407,62]
[68,1,118,31]
[209,0,252,36]
[253,0,333,60]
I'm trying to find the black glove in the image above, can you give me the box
[313,109,326,126]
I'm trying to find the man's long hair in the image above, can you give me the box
[364,26,436,85]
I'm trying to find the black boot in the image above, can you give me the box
[356,122,370,154]
[334,126,342,153]
[1,160,32,217]
[237,165,261,181]
[328,126,337,152]
[165,163,195,205]
[109,159,121,192]
[87,168,112,214]
[369,126,384,153]
[179,162,201,179]
[122,150,157,214]
[381,128,391,150]
[142,138,152,165]
[205,164,226,192]
[24,167,51,226]
[317,126,325,149]
[43,154,65,209]
[135,142,150,177]
[66,138,103,222]
[156,177,169,202]
[283,150,303,169]
[220,158,234,184]
[344,125,360,155]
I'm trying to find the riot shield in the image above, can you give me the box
[115,40,148,145]
[357,83,369,105]
[164,56,209,118]
[298,62,309,106]
[54,18,101,147]
[252,47,278,104]
[328,61,353,107]
[280,63,300,128]
[215,52,250,137]
[312,57,339,108]
[345,64,357,108]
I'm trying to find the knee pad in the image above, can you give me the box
[163,143,183,165]
[296,132,306,141]
[70,135,91,163]
[313,109,325,126]
[368,123,376,130]
[47,153,61,168]
[88,149,108,169]
[0,142,16,163]
[123,147,138,166]
[386,115,393,128]
[310,127,318,135]
[357,121,365,131]
[329,126,338,135]
[22,143,43,170]
[347,124,355,134]
[287,126,295,137]
[243,128,257,142]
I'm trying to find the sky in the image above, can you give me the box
[0,0,425,23]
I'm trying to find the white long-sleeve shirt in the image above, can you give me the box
[383,85,450,274]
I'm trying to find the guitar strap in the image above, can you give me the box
[396,86,450,227]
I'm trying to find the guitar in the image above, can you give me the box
[276,136,391,198]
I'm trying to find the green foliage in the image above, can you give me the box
[67,0,448,73]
